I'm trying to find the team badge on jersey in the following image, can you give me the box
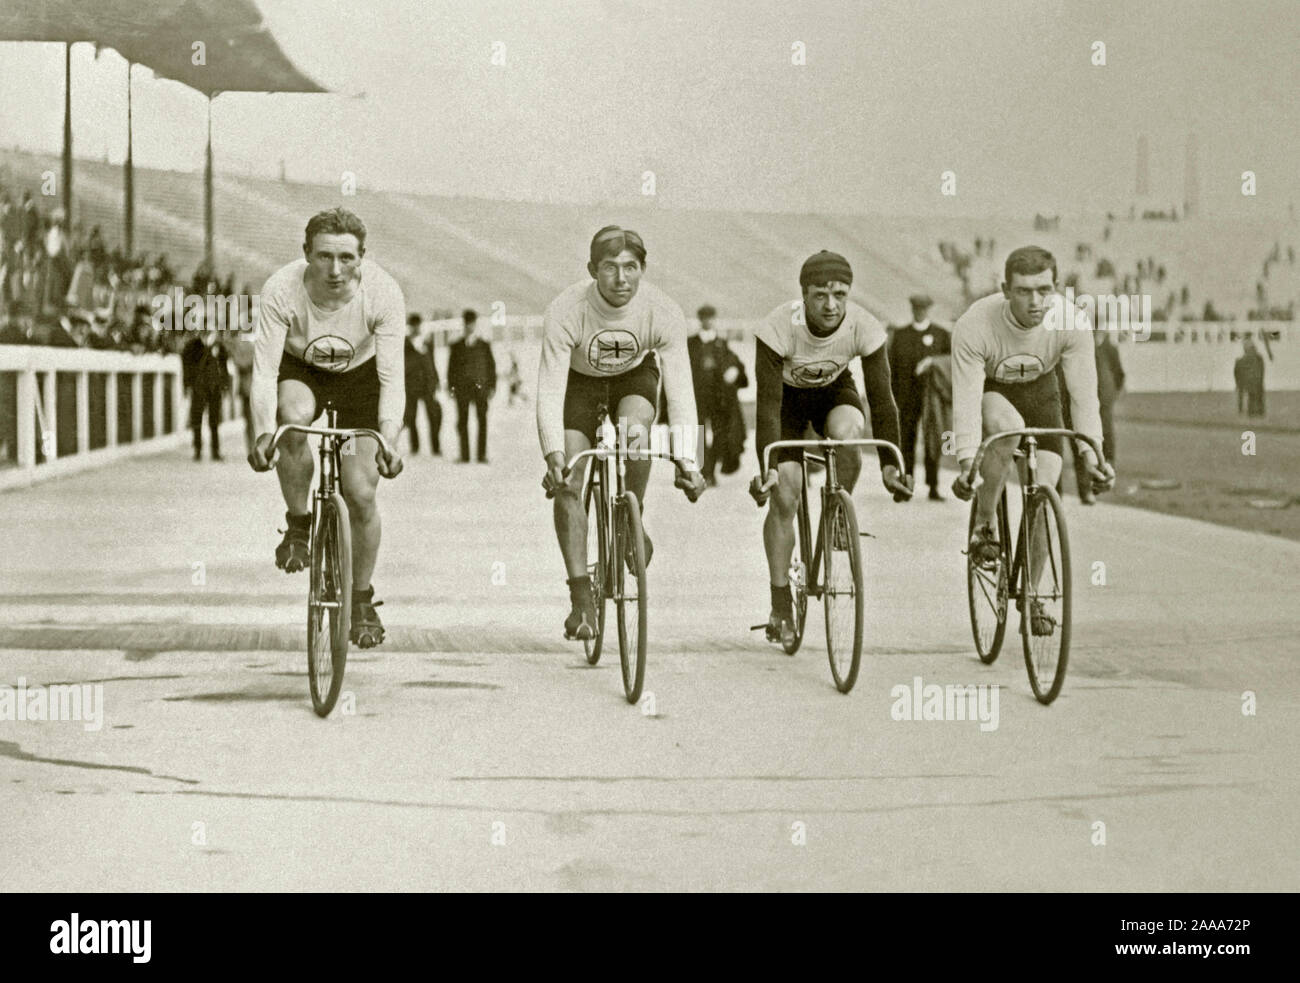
[790,359,844,387]
[303,335,356,372]
[588,329,641,373]
[993,353,1045,383]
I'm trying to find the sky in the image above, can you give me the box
[1,0,1297,218]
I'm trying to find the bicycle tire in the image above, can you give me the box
[308,493,351,717]
[1020,484,1071,704]
[615,491,648,704]
[823,488,864,693]
[967,491,1010,664]
[582,465,609,665]
[782,479,810,655]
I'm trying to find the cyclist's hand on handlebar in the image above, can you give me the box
[247,433,277,473]
[1082,450,1115,495]
[749,468,778,507]
[674,464,706,503]
[541,451,567,499]
[952,462,978,502]
[376,445,403,479]
[882,465,913,502]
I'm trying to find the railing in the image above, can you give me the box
[0,347,193,490]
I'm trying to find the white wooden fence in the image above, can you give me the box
[0,347,195,490]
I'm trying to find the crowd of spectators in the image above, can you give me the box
[0,176,244,353]
[937,212,1297,324]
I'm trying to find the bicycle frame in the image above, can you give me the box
[759,438,906,597]
[965,427,1102,642]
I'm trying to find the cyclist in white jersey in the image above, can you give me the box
[247,208,405,648]
[748,250,913,644]
[538,226,707,640]
[950,245,1115,633]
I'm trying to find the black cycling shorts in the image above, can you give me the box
[563,353,660,445]
[982,371,1065,456]
[776,369,864,464]
[278,351,381,431]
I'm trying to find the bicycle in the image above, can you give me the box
[265,405,398,717]
[961,428,1106,705]
[749,438,908,693]
[560,407,693,704]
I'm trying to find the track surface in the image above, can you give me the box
[2,405,1298,891]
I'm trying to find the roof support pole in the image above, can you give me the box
[63,41,73,221]
[204,95,214,271]
[124,60,134,258]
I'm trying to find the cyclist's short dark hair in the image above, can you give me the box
[304,207,366,253]
[1004,246,1056,287]
[589,225,647,266]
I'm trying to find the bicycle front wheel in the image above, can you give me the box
[967,491,1010,664]
[823,488,864,693]
[614,491,648,704]
[582,466,609,665]
[1020,484,1071,704]
[308,493,352,717]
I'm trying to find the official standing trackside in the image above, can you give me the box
[888,293,951,501]
[403,313,442,455]
[448,309,496,463]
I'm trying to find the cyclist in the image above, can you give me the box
[950,246,1115,634]
[247,207,405,648]
[538,225,707,640]
[748,250,913,645]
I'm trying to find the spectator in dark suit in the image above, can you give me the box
[447,308,496,463]
[182,330,230,461]
[685,305,748,483]
[1058,327,1125,504]
[1094,329,1124,465]
[403,313,442,455]
[888,294,951,500]
[1234,336,1265,418]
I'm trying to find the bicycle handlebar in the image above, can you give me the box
[964,428,1107,481]
[267,422,397,461]
[560,445,697,480]
[757,438,907,483]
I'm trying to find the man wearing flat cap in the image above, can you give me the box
[888,293,951,500]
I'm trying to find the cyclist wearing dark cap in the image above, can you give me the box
[749,250,912,646]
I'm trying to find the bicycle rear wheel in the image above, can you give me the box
[1020,484,1071,704]
[967,491,1010,664]
[582,466,609,665]
[823,488,864,693]
[614,491,648,704]
[307,493,351,717]
[782,482,810,655]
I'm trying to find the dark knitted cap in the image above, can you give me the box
[800,250,853,289]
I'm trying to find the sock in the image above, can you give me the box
[286,510,311,526]
[567,575,592,603]
[771,583,792,618]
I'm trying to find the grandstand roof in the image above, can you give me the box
[0,0,324,95]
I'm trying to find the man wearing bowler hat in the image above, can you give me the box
[888,293,951,500]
